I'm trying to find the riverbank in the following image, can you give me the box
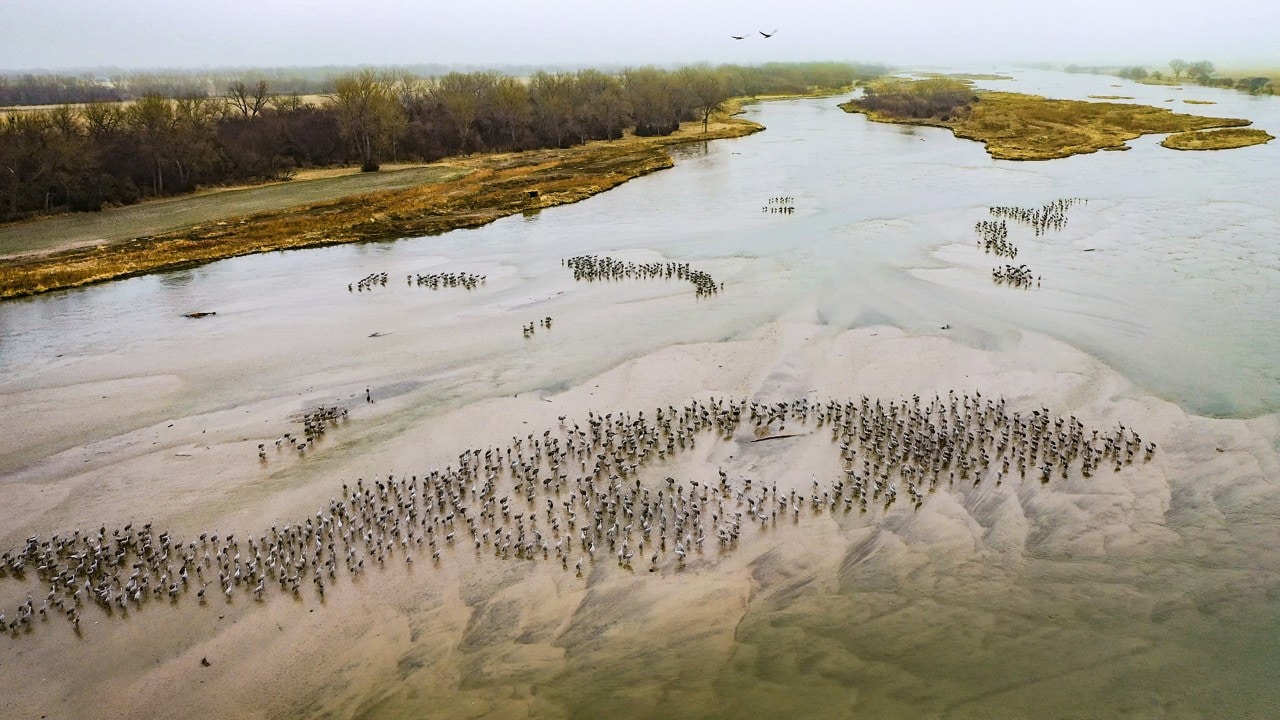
[0,110,762,300]
[840,88,1257,160]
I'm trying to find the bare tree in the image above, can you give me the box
[529,72,578,147]
[382,71,429,161]
[486,75,531,148]
[328,70,403,172]
[81,100,126,140]
[273,94,304,113]
[128,93,175,193]
[623,67,679,136]
[227,80,272,118]
[1187,61,1216,83]
[1169,59,1188,80]
[0,112,53,216]
[573,69,629,141]
[387,71,429,116]
[679,67,730,133]
[171,96,223,188]
[431,72,496,154]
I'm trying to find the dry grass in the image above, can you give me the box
[0,112,761,299]
[841,89,1258,160]
[1183,99,1217,105]
[0,94,326,120]
[1088,95,1135,100]
[0,98,138,120]
[1221,68,1280,93]
[1160,128,1274,150]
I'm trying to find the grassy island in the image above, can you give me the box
[1161,127,1274,150]
[839,78,1259,160]
[0,110,761,299]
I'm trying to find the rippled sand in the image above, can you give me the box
[2,317,1277,720]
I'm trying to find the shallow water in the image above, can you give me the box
[1,71,1277,444]
[1,70,1279,719]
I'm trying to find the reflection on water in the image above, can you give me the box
[1,69,1279,719]
[669,140,710,159]
[158,269,194,288]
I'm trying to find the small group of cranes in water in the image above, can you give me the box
[979,198,1086,290]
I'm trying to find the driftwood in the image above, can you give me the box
[751,433,808,443]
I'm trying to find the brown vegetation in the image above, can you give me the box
[840,82,1258,160]
[1160,128,1274,150]
[850,78,977,121]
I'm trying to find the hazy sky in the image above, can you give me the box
[4,0,1277,71]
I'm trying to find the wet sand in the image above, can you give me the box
[2,316,1277,720]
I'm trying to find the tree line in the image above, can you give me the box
[1068,61,1274,95]
[0,70,334,107]
[0,62,882,222]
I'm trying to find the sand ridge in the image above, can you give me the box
[2,319,1276,719]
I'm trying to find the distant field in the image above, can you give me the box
[0,164,467,257]
[0,93,327,119]
[1221,68,1280,82]
[0,101,139,119]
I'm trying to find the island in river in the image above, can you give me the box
[1161,127,1275,150]
[839,78,1270,160]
